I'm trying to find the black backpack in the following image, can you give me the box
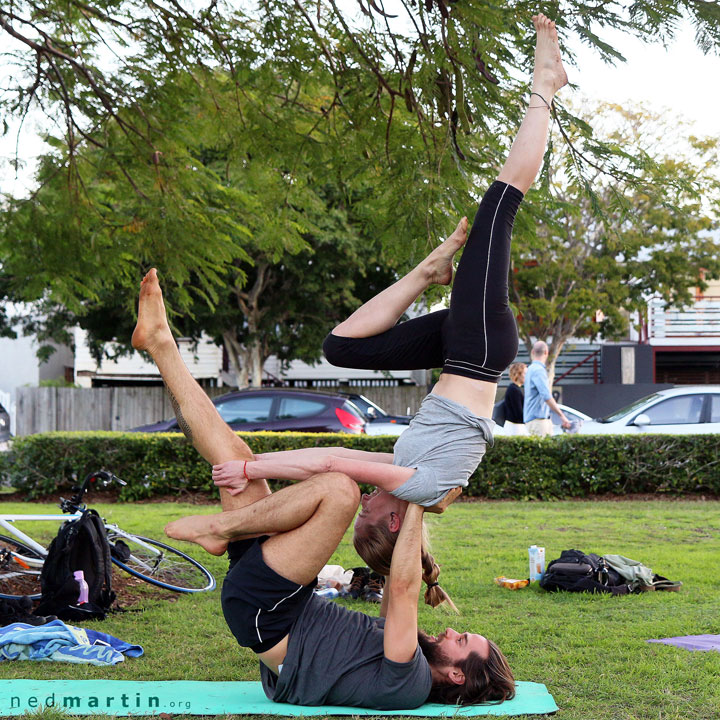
[35,509,116,621]
[539,549,630,596]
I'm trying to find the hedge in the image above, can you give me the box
[1,431,719,501]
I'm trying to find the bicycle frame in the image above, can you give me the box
[0,514,168,576]
[0,513,74,563]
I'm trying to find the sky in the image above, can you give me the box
[568,20,720,139]
[1,15,719,198]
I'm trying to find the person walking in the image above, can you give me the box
[523,341,571,436]
[503,363,528,435]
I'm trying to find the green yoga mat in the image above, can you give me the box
[1,680,557,716]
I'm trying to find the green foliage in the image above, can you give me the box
[5,431,720,501]
[476,435,720,499]
[0,450,13,487]
[3,2,720,383]
[38,379,80,388]
[1,67,406,384]
[4,432,396,500]
[513,103,720,372]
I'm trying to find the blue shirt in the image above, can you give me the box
[524,360,552,422]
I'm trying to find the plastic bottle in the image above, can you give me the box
[74,570,89,605]
[528,546,546,582]
[315,587,339,599]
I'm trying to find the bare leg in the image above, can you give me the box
[331,217,468,339]
[497,14,568,194]
[166,472,359,585]
[332,19,566,341]
[131,268,270,513]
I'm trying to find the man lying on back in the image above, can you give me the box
[133,267,515,709]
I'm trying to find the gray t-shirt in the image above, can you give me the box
[391,393,494,506]
[260,594,431,710]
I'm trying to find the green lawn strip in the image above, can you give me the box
[1,499,719,720]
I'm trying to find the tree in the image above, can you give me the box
[3,2,720,382]
[511,103,720,380]
[2,70,399,385]
[3,1,720,262]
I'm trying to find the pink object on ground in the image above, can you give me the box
[74,570,89,605]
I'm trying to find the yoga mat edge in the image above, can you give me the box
[1,680,558,716]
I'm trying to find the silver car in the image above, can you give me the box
[493,403,590,437]
[577,386,720,435]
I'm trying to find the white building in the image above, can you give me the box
[72,328,224,388]
[72,327,426,389]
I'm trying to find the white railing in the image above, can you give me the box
[648,296,720,338]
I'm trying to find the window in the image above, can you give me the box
[710,395,720,423]
[643,395,704,425]
[277,397,327,419]
[215,396,273,424]
[602,393,660,423]
[551,409,584,428]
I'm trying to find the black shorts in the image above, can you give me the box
[221,536,316,653]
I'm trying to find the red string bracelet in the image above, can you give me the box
[243,461,250,482]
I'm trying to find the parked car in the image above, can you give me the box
[341,392,413,436]
[493,403,591,436]
[131,389,366,434]
[577,386,720,435]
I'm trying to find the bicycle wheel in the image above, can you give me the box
[106,532,216,593]
[0,534,44,600]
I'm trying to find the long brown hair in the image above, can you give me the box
[428,640,515,705]
[508,362,527,384]
[353,522,458,612]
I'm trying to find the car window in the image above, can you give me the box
[601,393,661,422]
[347,395,387,419]
[277,397,327,419]
[550,408,584,428]
[343,400,366,419]
[643,395,704,425]
[709,395,720,423]
[215,396,273,423]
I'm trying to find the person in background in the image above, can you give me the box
[503,363,528,435]
[523,341,571,436]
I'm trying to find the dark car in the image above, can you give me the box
[341,392,413,424]
[131,389,366,434]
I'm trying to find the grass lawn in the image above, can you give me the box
[1,497,719,720]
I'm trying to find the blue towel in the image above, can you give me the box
[0,619,143,665]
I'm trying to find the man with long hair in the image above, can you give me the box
[132,266,514,708]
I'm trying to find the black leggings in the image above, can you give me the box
[323,181,523,383]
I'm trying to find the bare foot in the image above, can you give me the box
[165,515,229,556]
[531,14,568,100]
[423,217,468,286]
[131,268,175,356]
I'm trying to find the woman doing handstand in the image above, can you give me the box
[213,13,568,599]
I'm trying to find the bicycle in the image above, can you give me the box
[0,470,216,600]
